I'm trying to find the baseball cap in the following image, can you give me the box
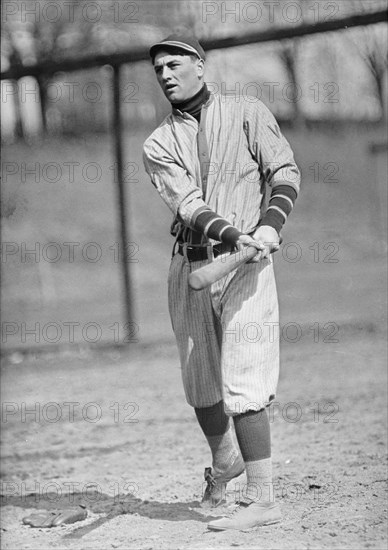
[150,34,206,62]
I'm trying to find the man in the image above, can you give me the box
[143,34,300,531]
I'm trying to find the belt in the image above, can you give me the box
[177,242,233,262]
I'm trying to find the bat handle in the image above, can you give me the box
[188,245,260,291]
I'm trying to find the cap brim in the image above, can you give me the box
[150,41,203,60]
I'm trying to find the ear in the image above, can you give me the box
[196,59,205,78]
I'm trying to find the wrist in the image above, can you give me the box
[259,211,283,235]
[221,226,244,246]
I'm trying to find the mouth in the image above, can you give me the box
[165,84,177,93]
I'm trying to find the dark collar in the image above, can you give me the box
[171,84,210,121]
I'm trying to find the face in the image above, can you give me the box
[153,50,204,103]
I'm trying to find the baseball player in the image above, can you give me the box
[143,35,300,531]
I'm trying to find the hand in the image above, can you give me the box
[236,234,265,263]
[251,225,280,260]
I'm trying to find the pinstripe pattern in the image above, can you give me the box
[168,253,223,407]
[143,91,299,412]
[143,93,300,246]
[168,252,279,411]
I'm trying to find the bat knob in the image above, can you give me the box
[188,272,204,291]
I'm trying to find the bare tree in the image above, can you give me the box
[346,0,388,116]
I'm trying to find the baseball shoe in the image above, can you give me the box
[207,500,281,531]
[200,454,245,508]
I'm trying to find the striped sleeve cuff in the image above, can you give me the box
[192,207,243,245]
[260,184,298,233]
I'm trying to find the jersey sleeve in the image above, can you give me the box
[143,138,243,245]
[243,100,301,234]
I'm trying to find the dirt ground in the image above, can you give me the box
[1,123,387,549]
[1,327,387,550]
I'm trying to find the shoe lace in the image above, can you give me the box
[204,467,217,490]
[222,501,247,518]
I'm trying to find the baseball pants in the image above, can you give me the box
[168,249,280,414]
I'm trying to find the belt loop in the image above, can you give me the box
[182,242,189,261]
[171,239,179,259]
[206,242,213,261]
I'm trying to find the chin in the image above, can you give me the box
[168,93,182,103]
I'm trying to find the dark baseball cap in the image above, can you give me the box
[150,34,206,62]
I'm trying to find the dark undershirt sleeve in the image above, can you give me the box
[259,185,298,233]
[192,206,243,245]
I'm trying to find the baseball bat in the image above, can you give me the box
[188,246,260,290]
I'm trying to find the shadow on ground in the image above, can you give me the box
[1,490,209,539]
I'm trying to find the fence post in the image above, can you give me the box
[112,64,133,334]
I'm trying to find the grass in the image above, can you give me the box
[1,121,387,350]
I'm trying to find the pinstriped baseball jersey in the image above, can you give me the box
[143,92,300,246]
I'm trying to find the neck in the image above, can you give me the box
[172,83,210,122]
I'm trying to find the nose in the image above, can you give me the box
[160,66,171,83]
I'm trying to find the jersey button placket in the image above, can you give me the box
[197,107,210,197]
